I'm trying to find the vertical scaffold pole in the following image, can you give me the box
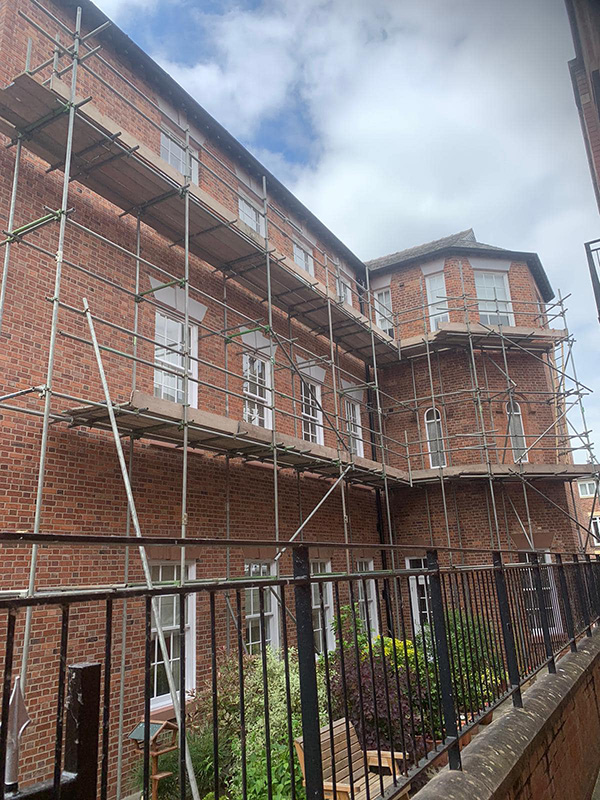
[21,6,83,692]
[0,139,23,336]
[180,127,191,586]
[324,255,351,572]
[262,176,279,543]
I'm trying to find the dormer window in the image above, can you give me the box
[160,129,198,184]
[293,243,315,276]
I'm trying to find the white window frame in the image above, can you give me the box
[154,309,198,408]
[425,407,446,468]
[238,196,265,236]
[591,516,600,542]
[406,557,430,632]
[425,272,449,331]
[160,129,199,184]
[474,270,515,327]
[373,288,394,337]
[244,560,279,654]
[150,562,196,710]
[243,353,272,430]
[344,397,364,457]
[293,242,315,277]
[301,379,324,445]
[518,552,562,637]
[336,272,353,306]
[356,559,378,637]
[310,560,334,655]
[507,400,528,463]
[579,480,597,498]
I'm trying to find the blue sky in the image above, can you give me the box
[96,0,600,462]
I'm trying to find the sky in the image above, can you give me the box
[95,0,600,462]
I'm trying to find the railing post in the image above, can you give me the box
[492,551,523,708]
[555,554,577,653]
[64,663,101,800]
[293,546,324,800]
[426,550,461,770]
[573,554,592,636]
[530,553,556,674]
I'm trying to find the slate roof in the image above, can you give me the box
[366,229,554,302]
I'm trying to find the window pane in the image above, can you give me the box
[426,272,449,330]
[475,271,512,326]
[425,408,445,468]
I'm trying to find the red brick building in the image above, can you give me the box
[0,0,596,794]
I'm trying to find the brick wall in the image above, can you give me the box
[0,0,590,793]
[414,631,600,800]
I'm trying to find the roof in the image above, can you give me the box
[366,229,554,302]
[51,0,368,277]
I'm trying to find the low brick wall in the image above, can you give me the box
[414,631,600,800]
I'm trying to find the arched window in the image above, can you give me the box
[507,400,528,462]
[425,407,446,468]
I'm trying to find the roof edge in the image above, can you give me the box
[369,245,555,303]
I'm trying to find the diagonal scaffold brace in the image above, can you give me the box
[82,296,201,800]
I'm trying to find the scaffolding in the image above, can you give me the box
[0,0,599,794]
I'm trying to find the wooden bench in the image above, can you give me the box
[295,718,411,800]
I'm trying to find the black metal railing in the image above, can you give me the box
[0,535,599,800]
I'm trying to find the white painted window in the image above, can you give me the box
[244,561,279,654]
[425,407,446,468]
[243,353,272,429]
[356,559,378,636]
[474,271,514,327]
[310,560,334,654]
[150,562,196,708]
[518,552,562,637]
[373,288,394,337]
[345,398,364,457]
[406,556,430,631]
[336,273,353,306]
[579,480,597,498]
[293,242,315,276]
[301,379,323,445]
[425,272,449,331]
[160,130,198,184]
[591,516,600,542]
[507,400,528,463]
[238,197,265,235]
[154,310,198,407]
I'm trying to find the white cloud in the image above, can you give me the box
[125,0,600,458]
[93,0,158,22]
